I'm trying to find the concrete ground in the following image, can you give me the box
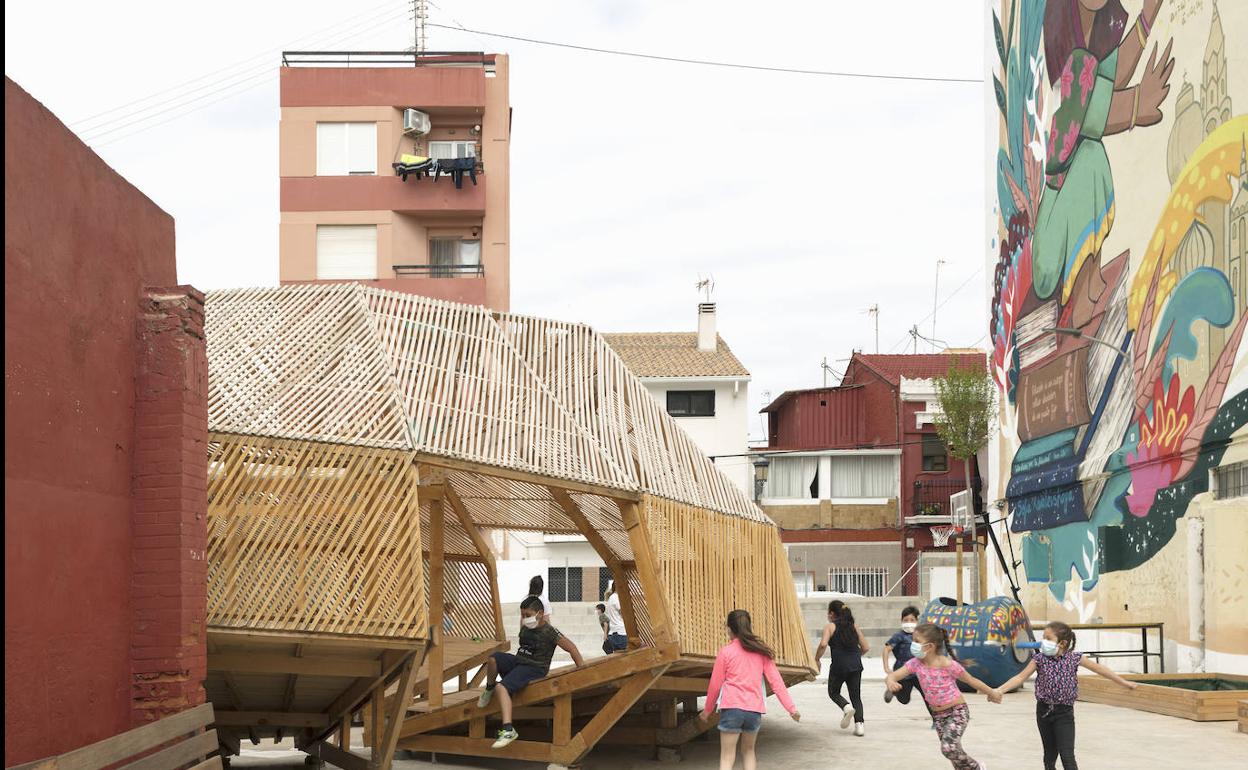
[233,664,1244,770]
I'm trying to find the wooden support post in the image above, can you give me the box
[368,688,383,748]
[955,536,964,606]
[619,498,675,647]
[553,693,572,747]
[445,485,506,641]
[428,490,446,709]
[458,672,468,690]
[469,717,485,739]
[659,699,678,730]
[375,654,419,770]
[338,713,351,749]
[558,665,670,765]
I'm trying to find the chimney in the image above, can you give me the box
[697,302,717,352]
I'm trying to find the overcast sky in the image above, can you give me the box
[5,0,987,442]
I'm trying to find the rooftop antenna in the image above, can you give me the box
[864,304,880,353]
[932,259,947,352]
[695,275,716,302]
[411,0,429,53]
[820,357,842,387]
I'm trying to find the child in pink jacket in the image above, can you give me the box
[701,610,801,770]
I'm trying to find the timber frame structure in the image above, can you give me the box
[204,284,814,768]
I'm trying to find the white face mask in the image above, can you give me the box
[522,616,539,629]
[1040,639,1060,656]
[901,622,918,634]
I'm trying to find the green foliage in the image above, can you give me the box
[933,364,996,462]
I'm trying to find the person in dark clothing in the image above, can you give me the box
[813,599,869,736]
[478,596,584,748]
[882,606,931,706]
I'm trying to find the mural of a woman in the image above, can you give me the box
[1034,0,1173,304]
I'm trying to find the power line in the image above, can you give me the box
[92,10,409,148]
[427,22,983,84]
[70,1,401,130]
[884,266,984,354]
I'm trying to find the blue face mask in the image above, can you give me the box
[1040,639,1060,656]
[909,641,926,658]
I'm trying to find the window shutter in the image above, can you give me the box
[316,123,347,176]
[347,123,377,174]
[316,225,377,279]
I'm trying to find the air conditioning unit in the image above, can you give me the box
[402,109,431,135]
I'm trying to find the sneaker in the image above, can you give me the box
[840,705,855,729]
[477,687,494,708]
[491,727,518,749]
[883,689,894,704]
[853,723,865,737]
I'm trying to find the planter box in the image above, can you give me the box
[1078,673,1248,722]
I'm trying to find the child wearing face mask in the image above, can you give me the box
[479,596,584,749]
[882,606,931,712]
[994,621,1137,770]
[886,623,1000,770]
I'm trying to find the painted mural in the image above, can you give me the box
[989,0,1248,602]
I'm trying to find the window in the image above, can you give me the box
[316,122,377,176]
[666,390,715,417]
[316,225,377,279]
[429,238,481,276]
[922,434,948,472]
[548,567,583,602]
[428,140,477,160]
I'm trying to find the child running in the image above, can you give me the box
[887,622,1000,769]
[813,600,869,736]
[882,605,930,712]
[479,596,583,748]
[701,610,801,770]
[994,621,1137,770]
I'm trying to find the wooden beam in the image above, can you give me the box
[337,712,351,750]
[444,484,506,640]
[8,703,215,770]
[209,653,380,679]
[427,495,447,708]
[323,648,418,729]
[207,628,422,652]
[116,730,218,770]
[313,741,371,770]
[553,693,572,747]
[619,498,676,647]
[659,699,678,730]
[213,712,329,728]
[375,652,419,770]
[548,486,638,634]
[557,665,670,765]
[653,676,710,694]
[397,735,553,764]
[415,453,642,501]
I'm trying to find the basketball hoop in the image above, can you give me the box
[930,525,957,548]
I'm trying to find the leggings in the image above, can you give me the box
[1037,702,1077,770]
[827,669,864,723]
[933,703,978,770]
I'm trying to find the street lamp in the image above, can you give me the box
[752,455,771,503]
[1042,327,1127,358]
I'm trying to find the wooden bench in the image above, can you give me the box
[6,703,221,770]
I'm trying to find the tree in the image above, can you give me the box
[933,362,995,600]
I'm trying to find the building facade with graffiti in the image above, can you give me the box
[986,0,1247,673]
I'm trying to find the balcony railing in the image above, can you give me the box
[912,477,982,518]
[1213,461,1247,500]
[393,264,484,278]
[282,50,493,67]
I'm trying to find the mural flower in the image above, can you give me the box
[1125,374,1195,517]
[1078,56,1096,103]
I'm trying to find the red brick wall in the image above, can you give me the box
[4,78,205,764]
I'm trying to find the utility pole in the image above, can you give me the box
[932,259,947,352]
[412,0,429,53]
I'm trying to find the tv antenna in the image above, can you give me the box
[864,304,880,353]
[695,275,716,302]
[411,0,429,53]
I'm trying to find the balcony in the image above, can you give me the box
[909,478,982,521]
[280,174,486,215]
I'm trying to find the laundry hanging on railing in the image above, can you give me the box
[391,155,479,189]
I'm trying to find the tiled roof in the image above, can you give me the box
[846,351,987,386]
[602,332,750,378]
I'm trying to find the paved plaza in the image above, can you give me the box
[233,665,1245,770]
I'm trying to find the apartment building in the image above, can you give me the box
[278,51,510,310]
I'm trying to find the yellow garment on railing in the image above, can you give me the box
[400,154,430,165]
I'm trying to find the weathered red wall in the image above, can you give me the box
[4,78,205,764]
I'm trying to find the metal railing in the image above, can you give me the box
[282,50,492,67]
[912,477,982,517]
[1213,461,1247,500]
[827,567,889,597]
[393,264,484,278]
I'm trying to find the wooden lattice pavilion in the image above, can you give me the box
[204,283,814,768]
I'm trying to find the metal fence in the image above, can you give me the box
[827,567,889,597]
